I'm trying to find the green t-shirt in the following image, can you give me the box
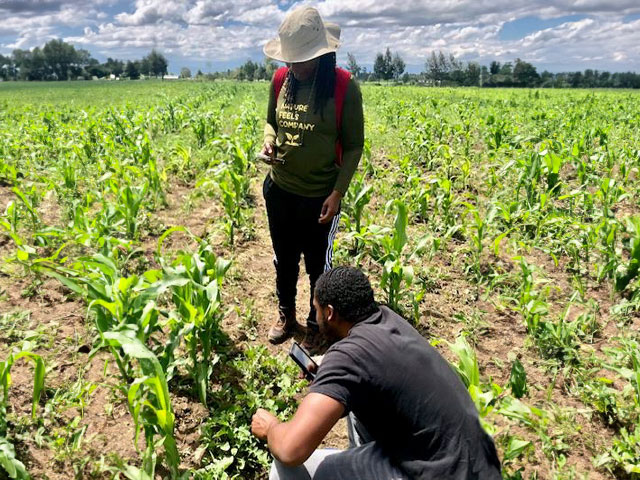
[263,74,364,197]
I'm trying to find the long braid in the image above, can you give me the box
[283,53,337,119]
[314,53,336,118]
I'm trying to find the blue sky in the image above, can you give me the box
[1,1,640,74]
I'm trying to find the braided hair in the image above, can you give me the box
[315,267,378,324]
[284,52,336,119]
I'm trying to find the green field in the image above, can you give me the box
[1,80,640,479]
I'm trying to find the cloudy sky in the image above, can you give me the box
[1,0,639,74]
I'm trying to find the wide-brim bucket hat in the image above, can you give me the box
[263,6,341,63]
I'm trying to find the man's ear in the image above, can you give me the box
[327,304,335,322]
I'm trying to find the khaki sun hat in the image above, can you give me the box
[263,6,341,63]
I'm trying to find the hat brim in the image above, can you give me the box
[263,26,341,63]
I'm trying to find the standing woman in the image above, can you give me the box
[260,7,364,353]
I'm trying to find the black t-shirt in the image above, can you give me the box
[309,306,502,480]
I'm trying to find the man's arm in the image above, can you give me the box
[252,393,345,467]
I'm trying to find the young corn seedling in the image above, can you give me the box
[101,332,181,479]
[361,200,428,318]
[446,336,502,434]
[0,350,45,480]
[161,243,231,406]
[615,216,640,292]
[341,176,372,254]
[214,168,251,246]
[508,358,528,399]
[117,183,149,240]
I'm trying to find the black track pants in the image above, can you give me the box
[263,175,339,331]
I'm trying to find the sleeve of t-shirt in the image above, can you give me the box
[264,78,277,146]
[334,79,364,195]
[308,347,363,413]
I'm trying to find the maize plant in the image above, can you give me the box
[160,242,231,405]
[0,350,45,480]
[101,332,181,479]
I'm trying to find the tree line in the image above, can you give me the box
[0,39,169,81]
[345,50,640,89]
[2,39,639,89]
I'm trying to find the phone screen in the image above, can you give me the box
[289,342,318,380]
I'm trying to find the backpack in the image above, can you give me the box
[273,66,352,166]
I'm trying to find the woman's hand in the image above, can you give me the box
[260,142,279,165]
[319,190,342,224]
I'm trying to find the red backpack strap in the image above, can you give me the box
[334,67,352,166]
[273,66,289,99]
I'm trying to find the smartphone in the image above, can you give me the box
[255,152,285,164]
[289,342,318,381]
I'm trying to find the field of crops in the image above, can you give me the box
[1,79,639,480]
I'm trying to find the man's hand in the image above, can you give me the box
[298,358,319,381]
[251,408,280,441]
[319,190,342,224]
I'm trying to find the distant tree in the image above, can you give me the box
[480,65,489,86]
[180,67,192,79]
[139,57,151,77]
[464,62,481,86]
[499,62,512,76]
[104,57,124,77]
[539,70,554,87]
[76,49,93,70]
[256,64,267,80]
[143,50,168,78]
[373,53,386,80]
[449,54,465,85]
[372,48,396,81]
[383,48,393,80]
[513,58,539,87]
[583,68,596,88]
[125,60,140,79]
[42,39,79,80]
[264,57,278,79]
[569,71,583,88]
[392,52,405,81]
[238,60,258,81]
[0,53,13,80]
[86,59,107,78]
[196,69,204,77]
[426,51,446,84]
[489,61,500,75]
[346,52,362,79]
[13,47,47,80]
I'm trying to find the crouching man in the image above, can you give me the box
[251,266,502,480]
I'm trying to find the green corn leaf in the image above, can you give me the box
[392,201,408,256]
[447,336,480,388]
[503,436,532,461]
[0,437,29,480]
[10,352,45,419]
[156,226,198,257]
[508,358,528,399]
[42,271,86,297]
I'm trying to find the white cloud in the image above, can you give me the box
[1,0,640,71]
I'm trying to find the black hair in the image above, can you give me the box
[284,52,336,119]
[315,267,378,323]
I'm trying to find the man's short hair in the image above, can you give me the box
[315,267,378,323]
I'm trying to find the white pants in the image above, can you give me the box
[268,414,408,480]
